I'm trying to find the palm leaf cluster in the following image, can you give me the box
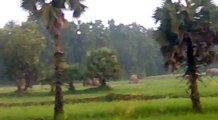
[21,0,86,37]
[153,0,218,73]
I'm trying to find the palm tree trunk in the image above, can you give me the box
[189,73,201,112]
[53,35,64,120]
[186,34,201,112]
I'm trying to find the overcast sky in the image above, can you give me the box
[0,0,217,28]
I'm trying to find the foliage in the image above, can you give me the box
[59,20,164,78]
[0,19,165,82]
[62,64,82,82]
[86,47,121,85]
[0,21,45,83]
[153,0,218,112]
[153,0,218,72]
[62,63,83,91]
[21,0,87,19]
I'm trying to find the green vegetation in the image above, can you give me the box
[86,47,121,86]
[2,98,218,120]
[0,21,45,92]
[154,0,218,112]
[0,0,218,119]
[0,19,164,83]
[1,75,218,119]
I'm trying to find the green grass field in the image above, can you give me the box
[1,75,218,120]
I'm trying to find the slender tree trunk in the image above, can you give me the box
[23,81,28,91]
[15,69,24,93]
[100,78,106,87]
[68,81,75,92]
[53,35,64,120]
[23,75,31,91]
[16,79,22,92]
[50,83,54,93]
[189,73,201,112]
[185,34,202,112]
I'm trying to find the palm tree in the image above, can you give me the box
[153,0,218,112]
[21,0,86,119]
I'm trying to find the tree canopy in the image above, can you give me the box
[86,47,121,86]
[153,0,218,112]
[0,21,45,91]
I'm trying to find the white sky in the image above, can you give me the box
[0,0,218,28]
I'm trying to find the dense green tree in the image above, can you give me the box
[0,21,44,92]
[86,47,121,87]
[41,67,56,92]
[62,63,82,91]
[153,0,218,112]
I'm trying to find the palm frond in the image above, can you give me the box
[153,7,163,23]
[67,0,79,9]
[40,3,56,24]
[21,0,38,12]
[67,0,87,17]
[73,3,87,17]
[51,0,66,8]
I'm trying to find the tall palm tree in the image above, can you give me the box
[153,0,218,112]
[21,0,86,119]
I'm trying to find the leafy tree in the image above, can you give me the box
[21,0,87,119]
[41,67,56,92]
[0,21,44,92]
[62,63,82,91]
[153,0,218,112]
[86,47,121,87]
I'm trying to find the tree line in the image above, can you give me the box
[0,19,164,85]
